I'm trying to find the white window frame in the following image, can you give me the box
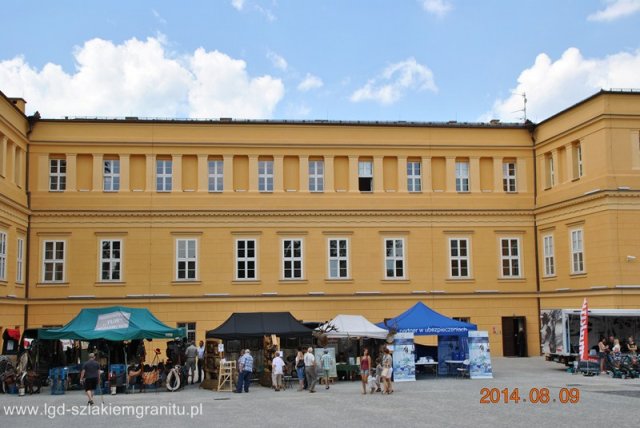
[235,239,257,280]
[177,322,196,343]
[176,238,198,281]
[545,155,555,188]
[543,234,555,277]
[309,160,324,192]
[99,239,122,282]
[449,238,471,279]
[49,159,66,192]
[500,237,522,278]
[358,160,373,192]
[574,143,583,179]
[0,231,6,281]
[42,240,65,283]
[103,159,120,192]
[455,161,469,192]
[384,238,406,279]
[16,237,24,284]
[407,161,422,192]
[258,160,274,192]
[156,159,173,192]
[570,228,585,274]
[328,238,349,279]
[282,238,303,280]
[208,159,224,192]
[503,162,517,193]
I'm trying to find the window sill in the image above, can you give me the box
[171,281,202,285]
[0,281,6,286]
[95,282,127,287]
[541,276,557,281]
[497,277,527,282]
[445,278,475,283]
[570,273,587,278]
[232,280,261,285]
[382,279,410,283]
[325,278,353,283]
[36,282,69,287]
[279,279,308,284]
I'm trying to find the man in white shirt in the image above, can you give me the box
[197,340,205,383]
[272,351,285,391]
[304,347,318,393]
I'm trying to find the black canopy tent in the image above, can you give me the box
[206,312,312,339]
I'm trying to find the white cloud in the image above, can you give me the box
[483,47,640,122]
[231,0,245,11]
[266,50,288,71]
[0,36,284,119]
[350,58,437,105]
[587,0,640,21]
[421,0,453,17]
[297,74,323,92]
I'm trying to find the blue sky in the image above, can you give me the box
[1,0,639,122]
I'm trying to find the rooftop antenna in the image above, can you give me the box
[510,92,527,122]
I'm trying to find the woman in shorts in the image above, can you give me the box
[359,348,372,394]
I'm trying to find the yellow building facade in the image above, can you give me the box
[0,89,639,356]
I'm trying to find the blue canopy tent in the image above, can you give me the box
[377,302,477,376]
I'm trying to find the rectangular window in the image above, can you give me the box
[570,229,585,274]
[407,161,422,192]
[176,239,197,281]
[16,237,24,283]
[384,238,405,279]
[328,238,349,279]
[309,160,324,192]
[455,161,469,192]
[236,239,257,280]
[100,239,122,281]
[500,238,521,278]
[282,239,303,279]
[358,160,373,192]
[449,238,470,278]
[543,234,555,277]
[177,322,196,343]
[258,160,274,192]
[573,143,583,179]
[545,154,554,188]
[503,162,517,192]
[0,232,6,281]
[156,159,173,192]
[208,160,224,192]
[103,159,120,192]
[43,240,65,282]
[49,159,66,191]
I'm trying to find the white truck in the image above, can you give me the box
[541,309,640,366]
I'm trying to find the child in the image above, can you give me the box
[374,358,383,392]
[367,368,378,393]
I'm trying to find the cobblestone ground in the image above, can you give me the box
[1,357,638,427]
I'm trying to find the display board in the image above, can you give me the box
[468,331,493,379]
[392,332,416,382]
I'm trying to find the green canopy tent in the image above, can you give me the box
[39,306,185,341]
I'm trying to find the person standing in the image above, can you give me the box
[304,347,318,393]
[381,347,394,394]
[235,349,253,393]
[272,351,285,391]
[184,341,198,385]
[359,348,372,394]
[320,349,333,390]
[516,328,526,357]
[295,349,305,391]
[197,340,205,383]
[79,353,100,406]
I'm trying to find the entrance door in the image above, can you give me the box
[502,317,527,357]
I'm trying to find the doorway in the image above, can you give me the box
[502,316,527,357]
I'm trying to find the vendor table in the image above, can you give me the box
[336,363,359,381]
[444,360,465,376]
[415,361,438,377]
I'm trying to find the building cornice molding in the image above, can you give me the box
[535,190,640,218]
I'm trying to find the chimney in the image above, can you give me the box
[8,98,26,114]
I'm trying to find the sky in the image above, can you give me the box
[1,0,639,123]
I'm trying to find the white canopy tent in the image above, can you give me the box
[317,314,389,339]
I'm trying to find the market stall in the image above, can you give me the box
[205,312,312,388]
[40,306,185,392]
[377,302,477,377]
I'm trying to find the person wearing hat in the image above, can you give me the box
[320,349,333,390]
[80,353,100,406]
[235,349,254,393]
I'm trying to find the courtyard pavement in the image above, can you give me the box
[1,357,639,427]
